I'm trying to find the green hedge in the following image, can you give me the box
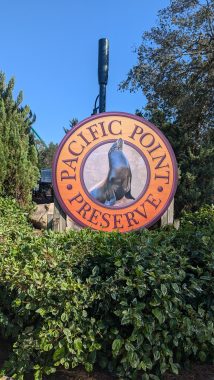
[0,198,213,379]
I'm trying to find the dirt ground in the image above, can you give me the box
[47,366,214,380]
[0,338,214,380]
[46,368,114,380]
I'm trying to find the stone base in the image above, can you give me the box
[29,203,54,229]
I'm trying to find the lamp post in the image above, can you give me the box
[98,38,109,113]
[92,38,109,114]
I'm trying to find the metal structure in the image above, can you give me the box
[92,38,109,114]
[30,128,52,204]
[33,168,53,204]
[31,126,48,148]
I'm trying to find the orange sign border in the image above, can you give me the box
[53,112,178,232]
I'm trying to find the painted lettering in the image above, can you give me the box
[88,208,101,225]
[140,132,155,148]
[68,140,84,156]
[153,154,169,170]
[100,212,111,228]
[62,157,78,171]
[86,124,99,141]
[61,170,76,181]
[108,120,122,135]
[68,192,83,205]
[77,201,91,218]
[146,193,161,209]
[155,171,170,185]
[113,214,124,229]
[124,211,139,227]
[129,124,144,140]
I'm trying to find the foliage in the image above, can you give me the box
[0,73,39,205]
[63,118,78,134]
[0,198,213,379]
[121,0,214,215]
[136,108,214,216]
[36,141,58,169]
[36,116,78,168]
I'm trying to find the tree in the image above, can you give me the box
[37,141,58,169]
[121,0,214,214]
[0,73,39,205]
[37,117,78,169]
[63,118,78,134]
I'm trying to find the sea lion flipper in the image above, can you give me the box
[105,199,116,206]
[125,190,135,200]
[105,189,116,206]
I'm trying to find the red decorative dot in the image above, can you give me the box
[158,186,163,192]
[67,184,72,190]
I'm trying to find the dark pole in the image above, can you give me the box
[98,38,109,113]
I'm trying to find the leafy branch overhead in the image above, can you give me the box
[120,0,213,123]
[63,118,78,134]
[120,0,214,215]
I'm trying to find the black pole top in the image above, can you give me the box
[98,38,109,85]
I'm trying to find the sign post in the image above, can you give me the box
[53,196,66,232]
[98,38,109,113]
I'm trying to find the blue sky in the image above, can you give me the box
[1,0,169,144]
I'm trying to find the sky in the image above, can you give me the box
[0,0,170,144]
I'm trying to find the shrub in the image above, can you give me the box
[0,74,39,205]
[0,198,213,379]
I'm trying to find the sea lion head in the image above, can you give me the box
[109,138,123,155]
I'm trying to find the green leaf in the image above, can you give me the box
[92,265,99,276]
[152,308,165,324]
[61,312,68,322]
[172,283,180,293]
[129,351,140,368]
[142,374,149,380]
[36,308,46,317]
[161,284,167,296]
[43,343,53,352]
[74,338,82,353]
[85,362,93,372]
[153,350,160,361]
[199,351,206,362]
[53,347,65,361]
[112,338,123,355]
[170,362,179,375]
[34,369,42,380]
[88,350,96,363]
[82,309,87,317]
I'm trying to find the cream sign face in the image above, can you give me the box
[53,112,178,233]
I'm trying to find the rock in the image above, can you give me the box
[66,216,82,231]
[29,203,54,229]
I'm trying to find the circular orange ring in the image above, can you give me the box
[53,112,178,233]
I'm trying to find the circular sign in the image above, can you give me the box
[53,112,177,233]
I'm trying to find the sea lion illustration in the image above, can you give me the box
[90,138,135,206]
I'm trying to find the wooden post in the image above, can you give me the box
[52,197,66,232]
[161,198,174,227]
[47,213,53,230]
